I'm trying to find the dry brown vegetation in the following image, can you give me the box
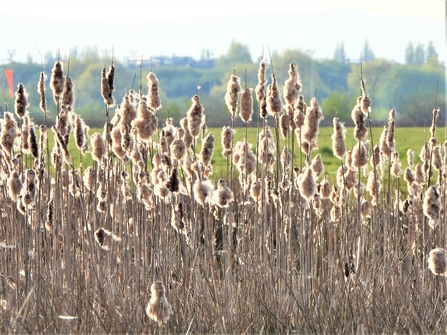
[0,56,446,334]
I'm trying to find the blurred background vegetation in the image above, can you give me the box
[0,39,444,128]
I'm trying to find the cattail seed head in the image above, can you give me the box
[298,168,316,201]
[351,99,367,142]
[423,185,440,229]
[95,228,106,247]
[61,75,74,109]
[255,60,266,102]
[171,203,185,233]
[1,112,19,154]
[330,204,342,221]
[279,113,290,139]
[310,154,324,178]
[118,95,137,132]
[428,248,447,276]
[281,147,292,168]
[17,196,26,215]
[391,152,402,177]
[330,185,339,204]
[319,176,331,199]
[154,182,170,200]
[400,197,413,214]
[147,71,162,111]
[233,141,256,176]
[430,108,440,139]
[170,138,186,161]
[331,117,346,160]
[360,199,372,218]
[221,126,235,158]
[161,118,176,146]
[166,168,180,193]
[407,149,414,167]
[111,126,126,160]
[370,145,380,169]
[101,64,115,106]
[415,162,426,186]
[28,124,39,159]
[52,126,71,165]
[55,105,73,142]
[83,166,95,192]
[74,114,87,153]
[90,133,107,164]
[343,168,357,190]
[194,178,214,206]
[21,115,30,153]
[432,145,442,171]
[302,97,324,154]
[146,281,172,326]
[379,127,392,159]
[239,88,253,123]
[387,108,396,152]
[250,178,262,201]
[283,63,302,106]
[225,74,241,117]
[15,83,29,119]
[37,71,47,113]
[7,171,22,202]
[266,74,283,117]
[199,132,215,168]
[336,165,348,188]
[51,139,62,168]
[352,141,369,169]
[366,170,381,206]
[294,95,306,130]
[187,95,205,139]
[45,197,54,231]
[50,59,65,103]
[180,117,194,150]
[121,123,133,154]
[134,99,158,143]
[360,79,371,115]
[313,194,323,215]
[213,179,234,208]
[403,167,415,187]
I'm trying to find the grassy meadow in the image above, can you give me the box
[65,125,434,186]
[1,59,447,334]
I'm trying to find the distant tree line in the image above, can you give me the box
[0,40,444,127]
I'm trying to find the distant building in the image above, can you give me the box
[124,55,214,69]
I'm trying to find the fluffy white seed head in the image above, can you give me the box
[428,248,447,276]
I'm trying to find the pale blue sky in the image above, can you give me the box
[1,0,445,64]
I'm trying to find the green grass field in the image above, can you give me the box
[58,125,437,186]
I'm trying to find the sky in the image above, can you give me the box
[0,0,445,65]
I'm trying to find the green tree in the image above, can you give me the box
[216,40,253,68]
[414,43,425,66]
[426,41,438,62]
[200,48,213,60]
[348,59,392,95]
[360,40,375,62]
[318,59,351,92]
[347,58,392,118]
[405,42,415,65]
[320,91,358,122]
[333,42,346,63]
[377,65,445,126]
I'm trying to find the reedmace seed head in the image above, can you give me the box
[50,59,65,104]
[146,281,173,326]
[428,248,447,276]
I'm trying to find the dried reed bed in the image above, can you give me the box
[0,57,445,334]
